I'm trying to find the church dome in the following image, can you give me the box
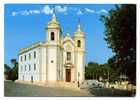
[66,33,70,37]
[47,14,60,29]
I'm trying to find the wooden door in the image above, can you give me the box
[66,69,71,82]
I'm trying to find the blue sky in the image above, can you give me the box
[5,4,115,67]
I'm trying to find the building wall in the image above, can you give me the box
[74,32,85,83]
[56,47,63,81]
[63,38,76,82]
[18,47,41,82]
[18,41,85,83]
[75,52,85,82]
[18,16,85,83]
[47,46,57,81]
[18,42,85,83]
[40,47,47,82]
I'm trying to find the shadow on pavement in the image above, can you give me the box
[88,87,136,97]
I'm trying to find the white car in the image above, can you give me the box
[80,80,103,89]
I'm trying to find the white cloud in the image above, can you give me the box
[77,10,83,15]
[10,5,108,16]
[84,8,108,14]
[21,10,30,16]
[42,5,53,14]
[55,6,67,13]
[41,5,68,15]
[29,10,40,14]
[11,9,41,16]
[11,12,17,16]
[98,9,108,14]
[85,8,95,13]
[69,7,78,11]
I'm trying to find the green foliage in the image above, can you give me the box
[101,4,136,83]
[11,63,18,81]
[4,64,11,80]
[85,62,99,79]
[4,59,18,81]
[4,64,11,73]
[85,61,118,82]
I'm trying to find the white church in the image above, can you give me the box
[18,14,85,84]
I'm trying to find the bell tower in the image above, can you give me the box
[45,14,63,81]
[74,22,85,83]
[45,14,61,45]
[74,24,85,50]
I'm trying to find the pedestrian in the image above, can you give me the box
[77,81,80,87]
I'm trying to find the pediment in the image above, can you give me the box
[63,36,74,46]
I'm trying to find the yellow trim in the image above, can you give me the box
[18,42,43,55]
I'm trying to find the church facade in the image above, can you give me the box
[18,14,85,84]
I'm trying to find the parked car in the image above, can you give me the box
[80,80,103,89]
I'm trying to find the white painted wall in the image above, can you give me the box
[76,53,85,82]
[40,47,47,82]
[18,42,85,83]
[63,38,75,82]
[18,47,42,82]
[47,46,57,81]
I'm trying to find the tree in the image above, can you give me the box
[4,59,18,81]
[101,4,136,83]
[4,64,11,73]
[10,59,18,81]
[4,64,11,80]
[85,62,99,80]
[85,61,117,82]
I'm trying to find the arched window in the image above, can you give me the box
[29,53,31,60]
[21,65,23,72]
[77,40,81,47]
[67,52,71,61]
[29,64,31,71]
[34,51,36,58]
[25,65,27,71]
[20,56,22,62]
[34,64,36,71]
[24,55,26,61]
[51,32,55,40]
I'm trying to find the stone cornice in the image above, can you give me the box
[63,37,74,45]
[18,42,44,55]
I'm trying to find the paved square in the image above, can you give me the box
[4,81,92,97]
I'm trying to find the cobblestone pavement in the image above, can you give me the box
[4,81,93,97]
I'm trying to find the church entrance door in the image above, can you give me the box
[66,69,71,82]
